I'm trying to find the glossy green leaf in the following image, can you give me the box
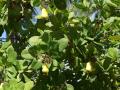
[107,48,118,60]
[23,74,31,82]
[28,36,41,46]
[29,36,46,46]
[21,48,34,59]
[30,0,40,6]
[52,59,58,71]
[83,0,90,8]
[30,59,42,70]
[60,62,65,69]
[3,79,24,90]
[108,35,120,42]
[6,66,17,79]
[7,46,17,63]
[54,0,66,10]
[104,0,117,7]
[58,36,68,52]
[0,41,11,51]
[66,84,74,90]
[15,60,28,72]
[24,81,34,90]
[103,58,112,70]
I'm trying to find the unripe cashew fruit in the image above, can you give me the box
[86,61,95,72]
[42,64,49,75]
[35,8,48,19]
[41,8,48,19]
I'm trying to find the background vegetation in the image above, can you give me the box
[0,0,120,90]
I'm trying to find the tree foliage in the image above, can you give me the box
[0,0,120,90]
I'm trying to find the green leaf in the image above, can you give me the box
[66,84,74,90]
[41,31,50,43]
[30,0,40,7]
[15,82,24,90]
[24,81,34,90]
[45,22,53,27]
[21,48,34,59]
[104,0,117,7]
[49,15,60,27]
[102,58,112,70]
[108,35,120,42]
[107,48,118,60]
[68,12,74,19]
[23,74,31,82]
[28,36,40,46]
[83,0,90,8]
[7,46,17,63]
[6,66,17,80]
[60,62,65,69]
[28,36,46,46]
[15,60,28,72]
[30,59,42,70]
[52,59,58,71]
[0,56,3,65]
[58,36,68,52]
[104,17,120,29]
[3,79,24,90]
[0,41,11,51]
[54,0,67,10]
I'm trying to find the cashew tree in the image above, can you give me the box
[0,0,120,90]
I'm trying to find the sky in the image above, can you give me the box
[0,30,7,41]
